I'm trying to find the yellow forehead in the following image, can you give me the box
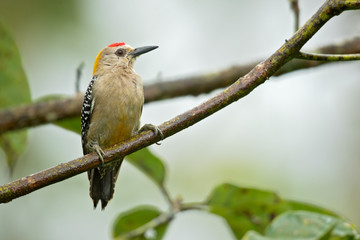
[93,49,103,75]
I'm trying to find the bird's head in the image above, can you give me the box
[93,42,158,75]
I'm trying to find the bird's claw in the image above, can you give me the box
[94,145,105,165]
[139,124,164,144]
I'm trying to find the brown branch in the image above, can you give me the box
[1,0,358,204]
[0,36,360,135]
[0,94,84,134]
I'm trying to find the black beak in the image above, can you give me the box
[129,46,158,57]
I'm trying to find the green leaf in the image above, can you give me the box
[127,148,166,186]
[242,229,336,240]
[0,131,27,172]
[206,183,351,239]
[112,205,168,240]
[286,201,338,218]
[0,20,31,171]
[265,211,360,240]
[0,21,30,107]
[242,211,359,240]
[35,94,81,134]
[55,117,81,134]
[207,183,292,239]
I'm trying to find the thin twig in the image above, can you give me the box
[298,51,360,61]
[180,202,208,211]
[289,0,300,31]
[75,62,85,93]
[0,0,359,204]
[159,185,173,209]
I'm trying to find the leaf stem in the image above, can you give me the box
[159,184,173,210]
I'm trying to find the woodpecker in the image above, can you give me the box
[81,42,159,210]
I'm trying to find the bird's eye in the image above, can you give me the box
[115,49,125,56]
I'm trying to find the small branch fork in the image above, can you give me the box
[115,185,206,240]
[1,0,360,204]
[113,199,205,240]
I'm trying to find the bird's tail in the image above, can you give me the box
[88,160,122,210]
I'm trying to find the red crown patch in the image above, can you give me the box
[108,42,125,47]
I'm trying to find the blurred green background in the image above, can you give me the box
[0,0,360,239]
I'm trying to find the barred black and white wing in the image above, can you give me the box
[81,75,97,155]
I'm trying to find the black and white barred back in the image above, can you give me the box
[81,75,97,155]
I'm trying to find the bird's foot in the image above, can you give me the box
[94,145,105,165]
[139,124,164,144]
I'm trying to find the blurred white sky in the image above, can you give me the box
[1,1,360,240]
